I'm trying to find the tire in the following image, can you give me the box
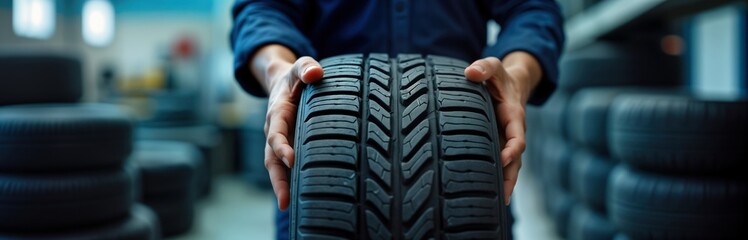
[0,104,132,171]
[0,204,161,240]
[0,53,82,106]
[145,197,195,237]
[567,87,630,155]
[608,165,748,239]
[0,168,135,232]
[570,149,614,213]
[543,185,575,239]
[290,54,507,239]
[241,101,272,189]
[541,137,573,191]
[558,42,680,92]
[133,140,201,198]
[539,92,570,139]
[135,125,218,196]
[568,204,617,240]
[609,93,748,174]
[523,106,542,174]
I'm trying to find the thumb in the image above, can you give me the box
[464,57,502,83]
[292,56,324,84]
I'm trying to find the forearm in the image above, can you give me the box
[250,44,297,93]
[502,51,543,104]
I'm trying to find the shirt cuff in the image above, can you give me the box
[233,30,317,98]
[484,36,559,106]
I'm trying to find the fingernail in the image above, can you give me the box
[302,66,316,76]
[282,157,290,167]
[503,158,512,167]
[505,198,511,206]
[473,65,485,73]
[302,67,310,76]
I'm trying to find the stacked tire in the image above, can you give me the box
[136,124,218,197]
[133,140,203,237]
[565,88,632,240]
[0,104,160,239]
[607,93,748,239]
[525,40,682,239]
[240,100,271,189]
[0,53,82,106]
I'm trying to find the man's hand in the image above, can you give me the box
[464,52,542,206]
[250,45,324,210]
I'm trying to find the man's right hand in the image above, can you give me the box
[250,44,324,210]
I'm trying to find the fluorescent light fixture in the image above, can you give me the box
[692,5,741,97]
[13,0,56,39]
[82,0,115,47]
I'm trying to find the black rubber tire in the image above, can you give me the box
[543,185,576,239]
[290,54,507,239]
[570,149,615,213]
[0,204,160,240]
[608,165,748,239]
[135,125,217,197]
[523,106,543,174]
[0,53,82,106]
[567,87,629,155]
[567,87,682,155]
[539,92,570,139]
[132,140,201,198]
[145,197,195,237]
[567,204,617,240]
[541,137,573,191]
[0,104,132,172]
[609,93,748,174]
[241,101,272,189]
[0,168,135,232]
[558,41,681,92]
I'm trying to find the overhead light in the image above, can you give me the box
[82,0,115,47]
[13,0,56,39]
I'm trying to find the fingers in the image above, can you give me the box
[498,105,526,167]
[464,57,503,83]
[266,104,297,167]
[292,56,324,84]
[502,156,522,206]
[265,143,290,210]
[500,119,526,167]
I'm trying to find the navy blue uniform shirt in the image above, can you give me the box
[231,0,564,105]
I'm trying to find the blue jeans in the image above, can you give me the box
[275,203,516,240]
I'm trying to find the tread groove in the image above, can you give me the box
[293,54,506,240]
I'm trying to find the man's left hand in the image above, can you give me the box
[464,52,542,206]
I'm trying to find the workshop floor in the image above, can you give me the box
[171,171,560,240]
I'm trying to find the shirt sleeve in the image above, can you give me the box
[230,0,317,97]
[484,0,565,105]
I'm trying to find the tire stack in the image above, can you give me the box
[525,40,682,239]
[0,104,160,239]
[607,93,748,239]
[132,140,203,237]
[0,53,82,106]
[537,92,576,238]
[136,89,217,198]
[136,124,219,197]
[565,88,629,240]
[240,100,270,189]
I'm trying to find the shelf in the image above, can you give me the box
[565,0,739,51]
